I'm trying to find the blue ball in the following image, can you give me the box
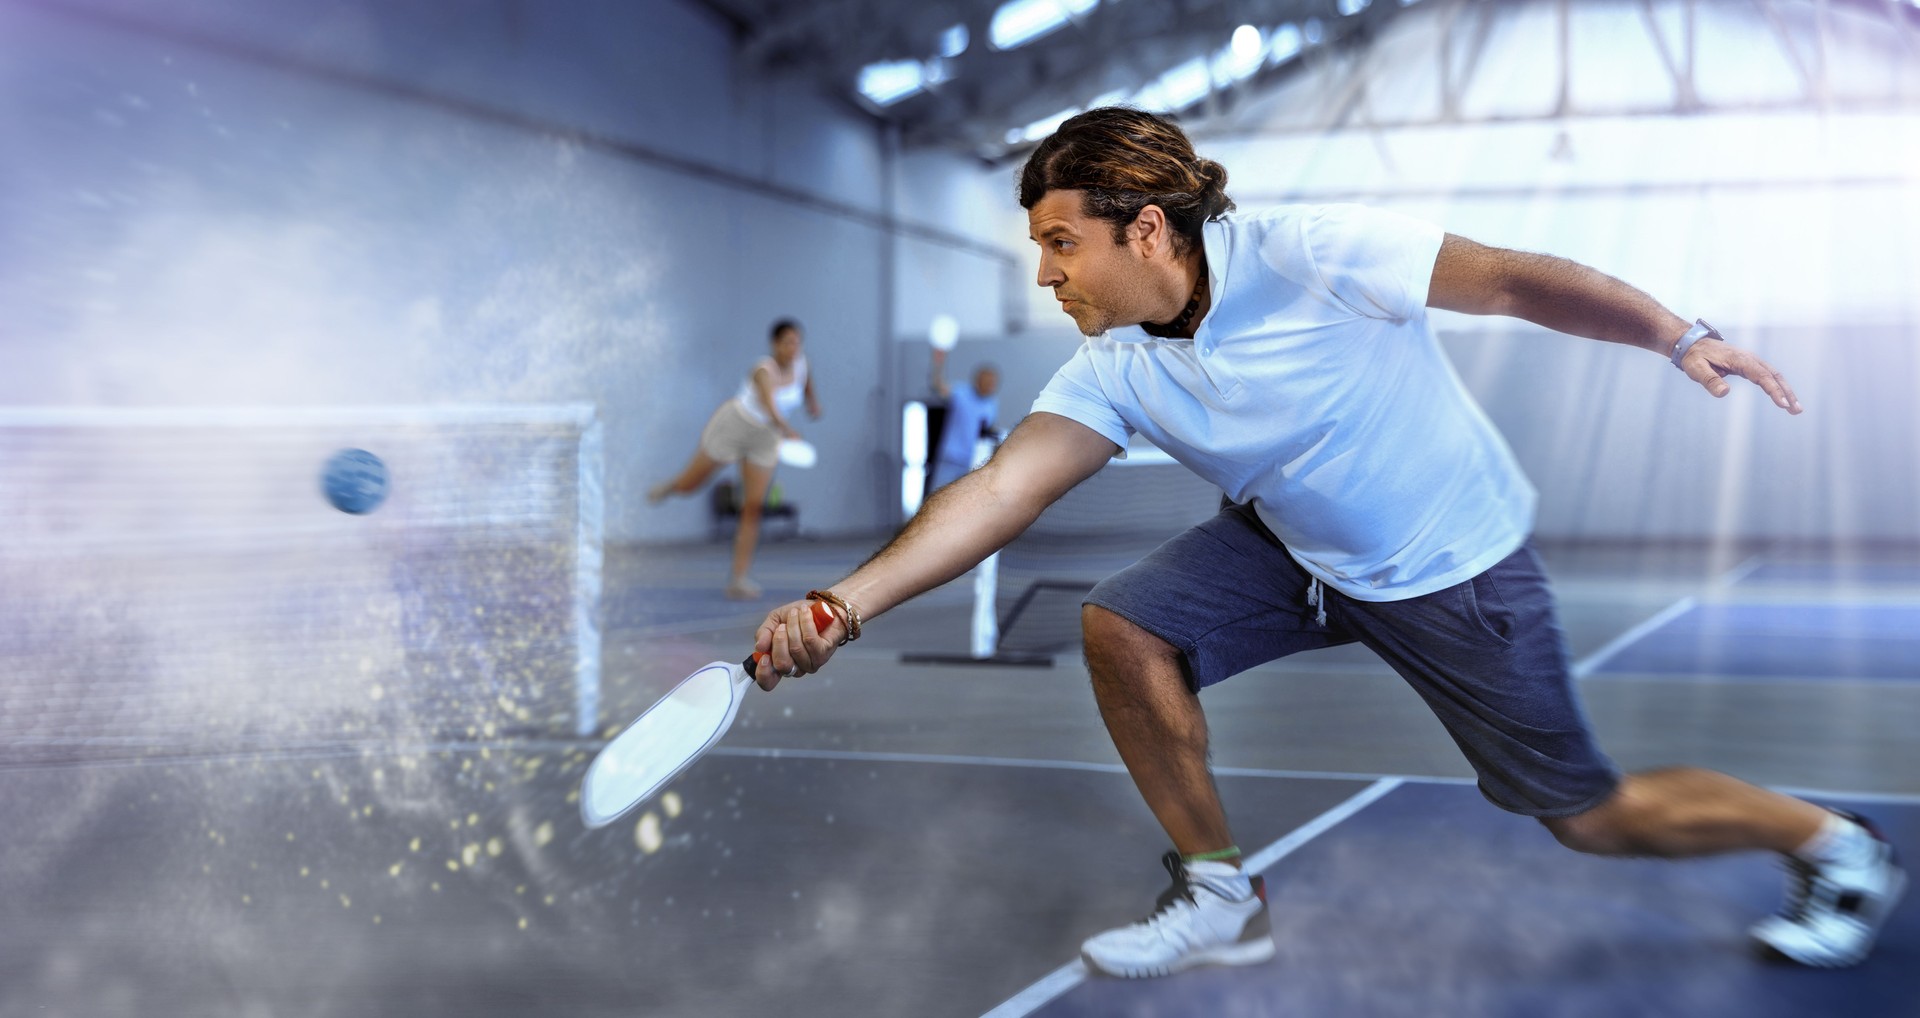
[321,448,389,514]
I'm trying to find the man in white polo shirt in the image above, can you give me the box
[748,107,1905,977]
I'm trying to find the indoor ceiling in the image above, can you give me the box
[693,0,1413,160]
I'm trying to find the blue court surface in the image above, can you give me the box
[1009,781,1919,1018]
[1734,562,1920,588]
[1587,603,1920,683]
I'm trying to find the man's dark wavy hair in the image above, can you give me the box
[1018,107,1234,255]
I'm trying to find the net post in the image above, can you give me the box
[967,434,1001,659]
[573,409,604,738]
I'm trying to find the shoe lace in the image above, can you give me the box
[1779,857,1817,922]
[1138,851,1197,930]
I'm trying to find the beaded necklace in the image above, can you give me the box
[1139,264,1208,338]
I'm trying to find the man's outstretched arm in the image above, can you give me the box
[1427,233,1801,414]
[750,411,1120,688]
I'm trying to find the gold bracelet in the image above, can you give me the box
[805,589,862,645]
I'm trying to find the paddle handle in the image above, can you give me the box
[741,601,837,685]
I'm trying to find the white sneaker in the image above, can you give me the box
[724,577,762,600]
[1081,852,1275,979]
[1751,811,1908,967]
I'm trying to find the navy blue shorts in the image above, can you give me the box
[1083,502,1620,818]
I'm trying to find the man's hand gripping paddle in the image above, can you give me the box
[579,600,834,829]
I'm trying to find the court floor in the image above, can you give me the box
[4,537,1916,1016]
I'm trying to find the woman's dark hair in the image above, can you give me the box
[769,318,802,341]
[1017,106,1234,255]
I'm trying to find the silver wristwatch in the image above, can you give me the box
[1669,319,1720,369]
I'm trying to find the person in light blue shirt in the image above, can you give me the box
[926,347,1001,493]
[746,108,1901,978]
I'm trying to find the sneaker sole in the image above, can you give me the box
[1753,868,1908,968]
[1082,934,1277,979]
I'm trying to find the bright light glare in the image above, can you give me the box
[1006,106,1081,145]
[858,60,925,106]
[940,23,970,58]
[1134,57,1211,112]
[1231,25,1263,62]
[903,401,928,466]
[901,401,928,518]
[1268,24,1304,65]
[1303,18,1325,44]
[1337,0,1371,15]
[990,0,1098,51]
[1214,26,1265,83]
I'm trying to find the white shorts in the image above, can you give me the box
[698,400,781,469]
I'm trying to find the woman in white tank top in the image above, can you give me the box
[647,319,820,599]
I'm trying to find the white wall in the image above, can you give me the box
[0,0,1012,543]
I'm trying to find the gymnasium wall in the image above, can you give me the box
[0,0,1013,543]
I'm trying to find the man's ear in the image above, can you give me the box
[1127,204,1170,256]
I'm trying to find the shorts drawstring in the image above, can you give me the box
[1306,576,1327,628]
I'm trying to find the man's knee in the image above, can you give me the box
[1541,810,1629,856]
[1081,605,1178,671]
[1538,784,1654,857]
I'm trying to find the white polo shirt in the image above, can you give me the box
[1029,203,1535,602]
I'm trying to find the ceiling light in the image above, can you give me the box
[940,23,970,58]
[1214,26,1265,83]
[990,0,1098,51]
[1007,105,1081,145]
[858,60,925,106]
[1231,25,1263,62]
[1267,24,1303,65]
[1134,56,1210,113]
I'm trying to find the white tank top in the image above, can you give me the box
[733,354,808,426]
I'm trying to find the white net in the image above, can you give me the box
[0,405,602,762]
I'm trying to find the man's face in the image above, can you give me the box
[1027,190,1155,338]
[973,368,1000,398]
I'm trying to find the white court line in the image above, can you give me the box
[709,745,1477,787]
[977,962,1089,1018]
[1571,596,1697,678]
[1764,785,1920,807]
[980,777,1405,1018]
[1569,552,1765,679]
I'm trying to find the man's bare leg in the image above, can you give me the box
[1540,767,1825,857]
[1082,604,1238,862]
